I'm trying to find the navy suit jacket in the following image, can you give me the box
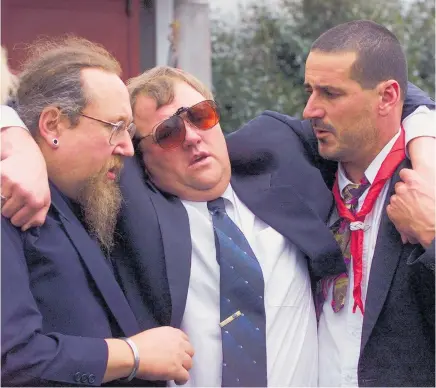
[112,82,434,385]
[1,185,149,386]
[114,117,345,330]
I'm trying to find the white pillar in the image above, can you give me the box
[155,0,174,66]
[174,0,212,88]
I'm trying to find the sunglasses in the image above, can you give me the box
[136,100,220,149]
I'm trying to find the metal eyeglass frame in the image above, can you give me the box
[80,113,136,145]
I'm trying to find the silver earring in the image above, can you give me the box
[52,138,59,147]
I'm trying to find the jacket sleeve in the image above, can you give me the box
[403,82,435,119]
[1,217,109,386]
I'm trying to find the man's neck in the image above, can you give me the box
[341,125,401,184]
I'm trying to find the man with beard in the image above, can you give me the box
[1,38,194,386]
[2,33,434,388]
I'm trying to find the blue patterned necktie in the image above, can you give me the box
[208,198,268,387]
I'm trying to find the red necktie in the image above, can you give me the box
[332,128,405,314]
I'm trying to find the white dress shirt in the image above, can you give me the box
[318,107,435,387]
[172,185,318,387]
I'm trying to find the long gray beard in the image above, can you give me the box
[77,175,122,255]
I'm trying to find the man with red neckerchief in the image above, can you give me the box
[302,20,435,387]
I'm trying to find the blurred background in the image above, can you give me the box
[1,0,434,132]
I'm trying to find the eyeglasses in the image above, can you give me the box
[136,100,220,149]
[80,113,136,145]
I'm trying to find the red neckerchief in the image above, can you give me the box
[332,127,405,314]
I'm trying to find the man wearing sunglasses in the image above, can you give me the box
[112,47,434,386]
[2,34,434,387]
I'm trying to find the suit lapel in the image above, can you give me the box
[149,190,192,328]
[231,173,345,277]
[50,186,140,336]
[361,161,408,351]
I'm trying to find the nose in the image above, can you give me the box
[182,121,202,148]
[303,93,325,120]
[113,132,135,157]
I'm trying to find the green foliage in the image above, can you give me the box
[211,0,435,133]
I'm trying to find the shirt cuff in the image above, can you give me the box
[1,105,28,130]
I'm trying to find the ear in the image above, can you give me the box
[377,80,401,117]
[38,106,69,147]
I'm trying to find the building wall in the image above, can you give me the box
[1,0,141,80]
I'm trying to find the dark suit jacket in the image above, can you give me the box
[114,114,346,330]
[356,160,435,387]
[276,82,436,386]
[1,184,150,386]
[113,82,434,385]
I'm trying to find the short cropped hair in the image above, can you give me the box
[127,66,214,115]
[311,20,408,100]
[16,36,121,135]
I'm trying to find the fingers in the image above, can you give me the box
[1,184,50,228]
[18,206,50,231]
[399,168,414,181]
[393,182,406,196]
[1,194,25,220]
[174,369,189,385]
[174,333,193,385]
[399,168,422,186]
[183,339,195,358]
[182,352,193,371]
[173,368,190,386]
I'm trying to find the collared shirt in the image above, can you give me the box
[318,127,408,387]
[1,105,26,130]
[172,185,317,387]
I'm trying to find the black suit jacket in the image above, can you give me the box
[320,159,435,387]
[1,184,151,386]
[357,160,435,387]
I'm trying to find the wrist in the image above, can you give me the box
[119,337,140,382]
[103,338,137,383]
